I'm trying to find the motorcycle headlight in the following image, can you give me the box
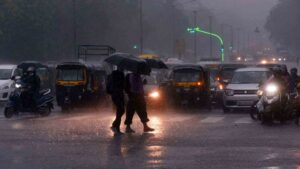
[15,83,22,88]
[225,89,234,96]
[265,84,278,95]
[149,91,160,99]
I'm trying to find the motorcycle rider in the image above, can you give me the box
[290,68,299,91]
[21,67,41,109]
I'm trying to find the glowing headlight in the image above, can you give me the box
[265,84,278,95]
[15,83,22,88]
[218,84,224,90]
[149,91,160,99]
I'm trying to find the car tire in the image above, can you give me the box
[222,105,230,113]
[4,107,14,119]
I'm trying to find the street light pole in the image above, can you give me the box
[237,28,241,56]
[193,11,197,60]
[73,0,77,60]
[139,0,144,55]
[209,16,213,58]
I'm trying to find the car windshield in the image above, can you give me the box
[57,69,84,81]
[174,69,202,82]
[221,68,237,80]
[0,69,12,80]
[231,71,271,84]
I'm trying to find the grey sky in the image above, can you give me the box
[199,0,278,31]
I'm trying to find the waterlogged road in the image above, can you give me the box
[1,107,300,169]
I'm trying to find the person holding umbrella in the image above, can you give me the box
[107,66,126,134]
[105,53,152,133]
[124,58,167,133]
[124,69,155,133]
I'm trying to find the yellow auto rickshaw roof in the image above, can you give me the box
[139,54,159,59]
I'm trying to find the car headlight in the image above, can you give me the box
[15,83,22,88]
[225,89,234,96]
[149,91,160,99]
[1,86,9,90]
[257,90,263,96]
[265,84,278,96]
[218,84,224,90]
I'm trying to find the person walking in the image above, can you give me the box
[107,67,125,134]
[124,71,154,133]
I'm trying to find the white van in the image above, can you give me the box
[0,65,18,101]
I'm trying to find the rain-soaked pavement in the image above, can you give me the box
[1,105,300,169]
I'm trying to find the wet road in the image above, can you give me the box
[1,106,300,169]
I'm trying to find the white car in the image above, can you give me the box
[223,67,272,112]
[0,65,18,102]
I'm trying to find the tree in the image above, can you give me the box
[265,0,300,55]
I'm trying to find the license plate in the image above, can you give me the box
[238,101,253,106]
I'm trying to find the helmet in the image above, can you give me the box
[291,68,298,74]
[26,66,36,74]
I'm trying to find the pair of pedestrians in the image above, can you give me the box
[107,68,154,134]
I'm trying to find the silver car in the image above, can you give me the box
[223,67,272,112]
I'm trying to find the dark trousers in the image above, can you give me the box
[111,93,125,129]
[125,93,149,125]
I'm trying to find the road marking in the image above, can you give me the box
[201,116,224,123]
[234,117,253,124]
[166,116,194,122]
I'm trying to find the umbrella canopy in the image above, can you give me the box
[18,61,48,71]
[145,59,168,69]
[105,53,151,75]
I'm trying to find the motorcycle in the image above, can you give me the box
[4,78,54,118]
[253,82,298,124]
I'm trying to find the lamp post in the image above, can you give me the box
[193,11,197,59]
[139,0,144,55]
[72,0,77,59]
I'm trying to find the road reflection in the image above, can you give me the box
[105,133,165,168]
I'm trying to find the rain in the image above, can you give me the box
[1,0,300,169]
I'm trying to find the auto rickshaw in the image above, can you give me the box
[55,62,109,111]
[161,64,211,108]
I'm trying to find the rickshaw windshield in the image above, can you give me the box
[174,69,202,82]
[57,68,84,81]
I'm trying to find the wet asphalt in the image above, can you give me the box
[1,105,300,169]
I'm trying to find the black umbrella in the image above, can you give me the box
[105,53,151,75]
[18,61,48,71]
[144,59,168,69]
